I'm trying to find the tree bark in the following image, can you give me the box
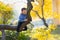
[0,24,17,30]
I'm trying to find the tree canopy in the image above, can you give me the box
[0,1,14,24]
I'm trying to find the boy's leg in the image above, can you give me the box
[17,22,22,32]
[16,22,23,36]
[17,21,28,32]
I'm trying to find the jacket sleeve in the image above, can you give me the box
[19,15,24,21]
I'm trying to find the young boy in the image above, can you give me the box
[17,8,28,33]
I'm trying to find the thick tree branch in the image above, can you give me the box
[0,24,17,30]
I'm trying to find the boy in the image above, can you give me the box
[17,8,28,33]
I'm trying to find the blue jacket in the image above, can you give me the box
[19,13,27,22]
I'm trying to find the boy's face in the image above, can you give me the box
[22,10,27,14]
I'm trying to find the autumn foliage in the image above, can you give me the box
[0,1,13,24]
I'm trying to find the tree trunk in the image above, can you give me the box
[1,30,5,40]
[1,18,6,40]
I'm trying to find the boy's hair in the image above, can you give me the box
[21,8,27,11]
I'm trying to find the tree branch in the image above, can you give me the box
[32,10,48,27]
[0,24,17,30]
[32,10,42,19]
[32,0,48,27]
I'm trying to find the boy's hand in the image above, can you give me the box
[24,19,28,21]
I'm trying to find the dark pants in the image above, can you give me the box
[17,21,27,32]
